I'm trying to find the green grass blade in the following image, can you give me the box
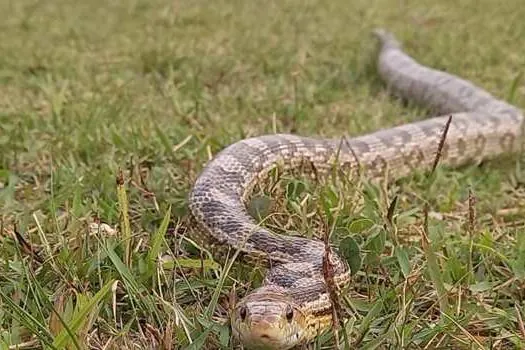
[147,206,171,277]
[52,279,115,348]
[116,171,132,268]
[0,288,56,349]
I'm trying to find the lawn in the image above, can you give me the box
[1,0,525,349]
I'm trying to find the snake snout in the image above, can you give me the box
[232,290,307,349]
[233,304,303,349]
[248,315,281,336]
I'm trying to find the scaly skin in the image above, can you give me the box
[188,29,523,349]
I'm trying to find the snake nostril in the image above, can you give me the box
[285,304,294,322]
[239,306,247,321]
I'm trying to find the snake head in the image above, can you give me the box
[231,289,307,350]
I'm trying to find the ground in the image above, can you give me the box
[1,0,525,349]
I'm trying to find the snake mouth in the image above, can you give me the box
[237,328,290,349]
[247,330,279,344]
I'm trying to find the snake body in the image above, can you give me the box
[188,29,523,349]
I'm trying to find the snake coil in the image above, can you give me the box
[189,29,523,349]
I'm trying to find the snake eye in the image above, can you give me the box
[285,305,294,322]
[239,306,247,321]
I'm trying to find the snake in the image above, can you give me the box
[188,29,523,349]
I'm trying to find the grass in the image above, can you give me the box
[1,0,525,348]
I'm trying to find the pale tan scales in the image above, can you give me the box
[188,29,523,349]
